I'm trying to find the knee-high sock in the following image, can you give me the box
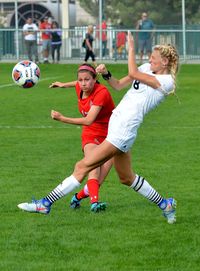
[87,179,99,204]
[76,184,89,200]
[130,174,167,209]
[45,175,80,204]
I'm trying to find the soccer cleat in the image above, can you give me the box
[90,202,107,213]
[70,193,81,209]
[17,198,51,214]
[162,198,177,224]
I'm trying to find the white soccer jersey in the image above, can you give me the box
[106,63,174,152]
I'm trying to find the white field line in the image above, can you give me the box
[0,125,81,129]
[0,76,64,89]
[173,126,200,129]
[0,125,199,129]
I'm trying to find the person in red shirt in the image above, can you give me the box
[96,19,108,57]
[39,16,52,63]
[48,63,115,212]
[116,30,127,59]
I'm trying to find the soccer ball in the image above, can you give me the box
[12,60,40,88]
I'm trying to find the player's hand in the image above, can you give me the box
[51,110,62,121]
[96,64,108,75]
[49,82,63,88]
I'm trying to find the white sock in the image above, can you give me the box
[130,174,163,205]
[83,184,89,196]
[46,175,80,204]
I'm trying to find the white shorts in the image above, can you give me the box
[106,110,142,153]
[106,80,166,153]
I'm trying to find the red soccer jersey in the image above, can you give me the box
[75,82,115,138]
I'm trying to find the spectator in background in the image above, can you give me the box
[136,12,154,63]
[23,17,39,63]
[96,19,107,58]
[39,16,52,64]
[116,26,127,59]
[84,25,96,66]
[51,21,62,64]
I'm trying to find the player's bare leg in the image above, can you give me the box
[18,141,118,214]
[114,152,176,223]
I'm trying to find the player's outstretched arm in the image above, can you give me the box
[49,81,77,88]
[96,64,132,91]
[127,31,160,89]
[51,105,102,126]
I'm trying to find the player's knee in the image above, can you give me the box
[74,160,87,175]
[75,158,92,174]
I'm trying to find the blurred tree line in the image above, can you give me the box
[78,0,200,26]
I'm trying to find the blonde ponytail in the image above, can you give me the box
[154,44,179,94]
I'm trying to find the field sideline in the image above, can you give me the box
[0,63,199,271]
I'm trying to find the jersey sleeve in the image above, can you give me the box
[34,24,38,31]
[138,63,151,72]
[75,82,81,98]
[155,74,174,94]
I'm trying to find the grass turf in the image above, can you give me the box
[0,63,200,271]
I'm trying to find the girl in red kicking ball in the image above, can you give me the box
[49,63,115,212]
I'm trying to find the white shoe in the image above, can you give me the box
[17,198,51,214]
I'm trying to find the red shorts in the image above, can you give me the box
[81,134,106,149]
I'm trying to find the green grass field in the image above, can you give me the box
[0,62,200,271]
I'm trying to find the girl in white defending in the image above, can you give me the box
[18,32,179,224]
